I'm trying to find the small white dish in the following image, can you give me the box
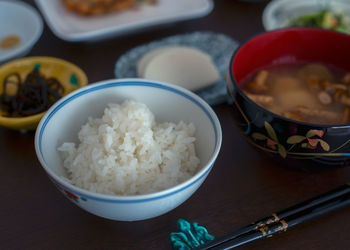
[34,0,214,42]
[0,0,43,63]
[263,0,350,31]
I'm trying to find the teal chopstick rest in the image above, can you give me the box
[170,219,214,249]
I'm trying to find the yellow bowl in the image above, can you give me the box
[0,56,88,130]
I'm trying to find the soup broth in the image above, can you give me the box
[241,63,350,125]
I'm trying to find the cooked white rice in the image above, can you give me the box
[58,100,200,195]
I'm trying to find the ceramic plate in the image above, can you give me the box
[0,0,43,63]
[35,0,214,42]
[115,31,239,105]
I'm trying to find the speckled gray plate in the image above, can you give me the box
[114,31,239,105]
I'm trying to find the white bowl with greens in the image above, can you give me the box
[263,0,350,34]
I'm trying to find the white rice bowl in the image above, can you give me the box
[58,100,200,195]
[35,79,222,221]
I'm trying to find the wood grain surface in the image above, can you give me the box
[1,1,350,249]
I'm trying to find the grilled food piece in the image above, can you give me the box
[62,0,156,16]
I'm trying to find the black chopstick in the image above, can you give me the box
[211,191,350,249]
[196,183,350,250]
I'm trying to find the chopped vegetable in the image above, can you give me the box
[289,8,350,34]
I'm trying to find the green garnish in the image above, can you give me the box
[289,8,350,34]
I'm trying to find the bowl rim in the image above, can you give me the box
[0,56,88,125]
[0,0,43,63]
[228,27,350,129]
[34,78,222,203]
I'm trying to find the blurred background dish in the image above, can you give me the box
[115,31,239,105]
[0,56,88,131]
[262,0,350,33]
[34,0,214,42]
[61,0,157,16]
[0,0,43,63]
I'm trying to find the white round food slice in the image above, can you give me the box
[137,46,175,77]
[142,46,219,91]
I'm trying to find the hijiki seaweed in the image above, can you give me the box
[0,66,64,117]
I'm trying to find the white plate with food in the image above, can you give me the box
[34,0,214,42]
[0,0,43,63]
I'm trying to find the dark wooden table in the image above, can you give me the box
[2,0,350,249]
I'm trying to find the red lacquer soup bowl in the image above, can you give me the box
[226,28,350,168]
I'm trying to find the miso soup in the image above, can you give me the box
[241,63,350,125]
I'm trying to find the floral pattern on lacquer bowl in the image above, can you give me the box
[226,28,350,169]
